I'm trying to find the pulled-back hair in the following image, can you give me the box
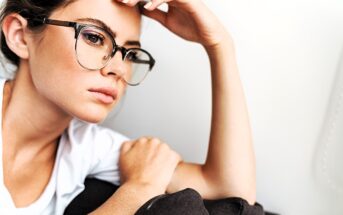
[0,0,74,66]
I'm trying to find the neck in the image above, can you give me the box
[2,61,72,158]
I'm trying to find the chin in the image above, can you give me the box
[80,115,106,124]
[74,107,109,124]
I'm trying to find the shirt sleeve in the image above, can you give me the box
[83,123,130,186]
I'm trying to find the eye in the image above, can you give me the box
[81,31,105,46]
[126,51,139,62]
[125,50,151,65]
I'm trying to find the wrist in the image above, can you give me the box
[123,181,165,197]
[203,31,234,54]
[204,35,235,58]
[89,181,165,215]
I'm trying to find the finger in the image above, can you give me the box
[137,137,148,143]
[140,6,168,26]
[117,0,164,8]
[170,149,182,164]
[114,0,140,7]
[120,141,134,154]
[135,136,159,148]
[149,137,162,145]
[123,0,141,7]
[142,0,169,11]
[175,153,183,164]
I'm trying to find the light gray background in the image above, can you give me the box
[0,0,342,214]
[101,0,343,214]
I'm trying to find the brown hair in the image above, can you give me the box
[0,0,75,65]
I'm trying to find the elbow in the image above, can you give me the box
[201,166,257,205]
[218,182,257,205]
[240,190,257,206]
[216,185,257,205]
[204,174,257,205]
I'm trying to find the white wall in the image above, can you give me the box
[0,0,341,214]
[102,0,343,214]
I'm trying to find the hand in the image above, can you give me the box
[117,0,231,49]
[119,137,182,194]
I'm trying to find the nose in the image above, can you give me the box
[100,51,126,79]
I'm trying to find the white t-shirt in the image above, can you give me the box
[0,79,129,214]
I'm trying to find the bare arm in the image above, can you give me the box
[139,0,256,204]
[112,0,256,208]
[91,138,181,214]
[167,39,256,204]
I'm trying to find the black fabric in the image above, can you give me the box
[135,188,264,215]
[64,178,120,214]
[203,197,265,215]
[135,188,209,215]
[65,178,274,215]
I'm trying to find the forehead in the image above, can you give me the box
[52,0,142,41]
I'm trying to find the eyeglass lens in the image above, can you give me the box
[75,25,151,86]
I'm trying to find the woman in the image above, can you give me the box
[0,0,260,214]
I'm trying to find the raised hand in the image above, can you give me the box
[116,0,231,49]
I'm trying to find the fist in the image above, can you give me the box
[119,137,182,194]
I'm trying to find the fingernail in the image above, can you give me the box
[144,1,153,9]
[122,0,129,3]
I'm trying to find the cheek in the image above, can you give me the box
[27,30,85,110]
[112,84,126,107]
[29,29,80,88]
[26,28,128,123]
[31,29,77,72]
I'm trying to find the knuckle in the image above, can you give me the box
[137,137,148,143]
[176,154,182,162]
[149,140,159,148]
[121,141,132,148]
[150,138,161,144]
[122,141,130,146]
[145,137,160,146]
[120,141,134,154]
[172,151,181,161]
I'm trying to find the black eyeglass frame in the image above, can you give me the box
[27,17,156,85]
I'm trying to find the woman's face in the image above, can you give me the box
[26,0,141,123]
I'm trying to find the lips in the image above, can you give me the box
[88,87,118,104]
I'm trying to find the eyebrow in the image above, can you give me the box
[75,17,141,47]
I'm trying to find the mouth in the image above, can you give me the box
[88,87,118,104]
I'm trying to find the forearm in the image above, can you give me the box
[202,36,256,204]
[167,36,256,204]
[90,182,162,215]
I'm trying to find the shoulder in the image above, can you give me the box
[68,118,129,144]
[57,118,130,183]
[53,120,130,208]
[65,118,130,153]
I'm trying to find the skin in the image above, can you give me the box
[1,0,256,213]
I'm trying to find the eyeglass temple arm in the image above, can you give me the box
[26,17,77,29]
[27,17,79,38]
[42,19,76,28]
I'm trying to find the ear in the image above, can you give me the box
[2,13,30,60]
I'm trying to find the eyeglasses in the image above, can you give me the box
[26,17,155,86]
